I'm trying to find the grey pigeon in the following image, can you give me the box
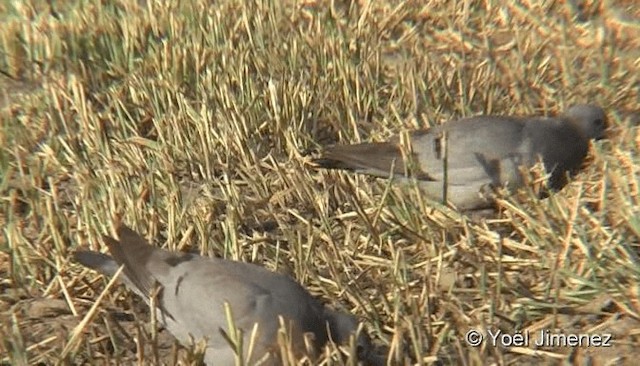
[312,104,607,210]
[74,225,379,365]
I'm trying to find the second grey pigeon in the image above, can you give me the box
[74,225,379,365]
[312,104,607,210]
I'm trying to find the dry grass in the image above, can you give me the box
[1,0,639,365]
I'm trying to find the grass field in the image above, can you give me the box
[1,0,639,364]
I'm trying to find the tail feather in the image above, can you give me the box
[312,142,401,172]
[74,251,119,277]
[73,225,158,298]
[312,142,435,181]
[102,225,159,298]
[75,225,174,319]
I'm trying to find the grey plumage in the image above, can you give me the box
[312,104,607,210]
[74,225,379,365]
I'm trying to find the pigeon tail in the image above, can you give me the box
[74,251,119,277]
[312,142,436,181]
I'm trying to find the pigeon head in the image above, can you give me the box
[565,104,608,140]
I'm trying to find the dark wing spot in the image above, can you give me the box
[433,133,443,160]
[175,274,185,296]
[474,153,502,187]
[164,253,195,267]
